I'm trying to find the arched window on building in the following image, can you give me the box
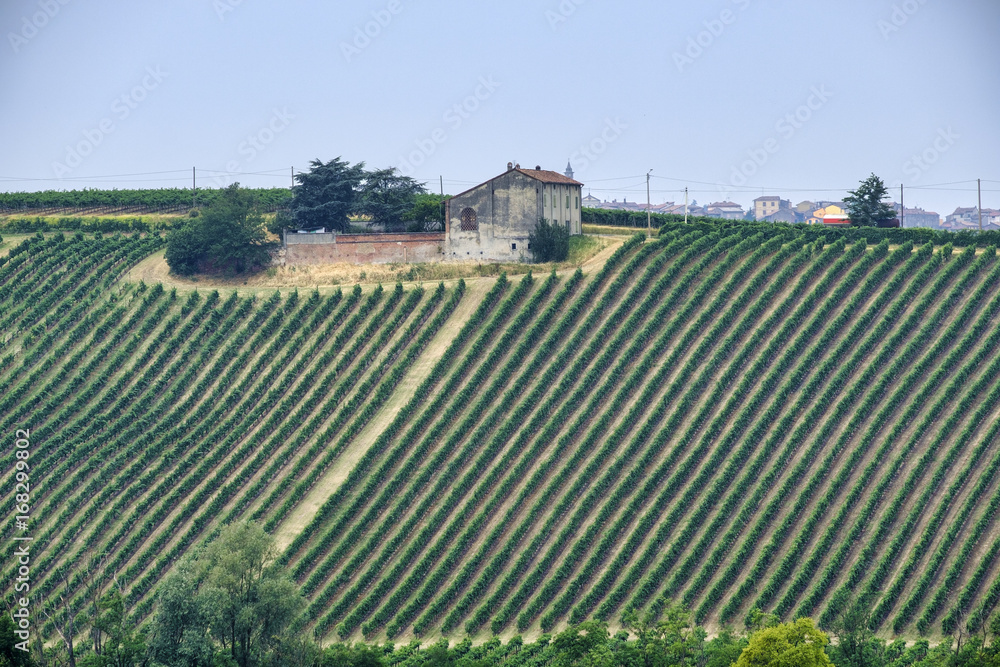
[460,207,478,231]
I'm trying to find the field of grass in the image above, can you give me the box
[3,225,1000,646]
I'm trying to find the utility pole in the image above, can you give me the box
[646,169,652,233]
[440,175,444,197]
[979,178,983,231]
[192,167,197,209]
[683,187,689,224]
[291,166,295,189]
[900,184,904,228]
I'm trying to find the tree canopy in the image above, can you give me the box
[844,173,897,227]
[0,614,37,667]
[278,158,428,234]
[403,193,449,231]
[356,167,427,231]
[529,218,570,263]
[164,183,275,276]
[734,617,834,667]
[148,522,304,667]
[289,157,366,233]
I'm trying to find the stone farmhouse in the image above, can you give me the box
[284,162,584,266]
[445,163,584,262]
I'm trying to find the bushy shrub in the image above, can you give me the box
[530,218,569,263]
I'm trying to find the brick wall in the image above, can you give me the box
[284,232,445,265]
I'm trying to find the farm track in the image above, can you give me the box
[5,228,1000,645]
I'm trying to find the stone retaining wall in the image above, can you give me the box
[284,231,445,265]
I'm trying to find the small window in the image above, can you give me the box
[576,197,580,209]
[460,207,477,231]
[512,243,517,250]
[566,195,570,208]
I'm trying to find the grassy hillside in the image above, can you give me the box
[3,226,1000,645]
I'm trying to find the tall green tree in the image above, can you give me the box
[148,523,304,667]
[78,592,148,667]
[551,621,614,667]
[825,590,888,667]
[844,174,897,227]
[288,157,366,233]
[148,559,214,667]
[403,193,449,231]
[165,184,275,276]
[0,614,37,667]
[734,617,834,667]
[621,599,706,667]
[356,168,427,231]
[529,218,570,263]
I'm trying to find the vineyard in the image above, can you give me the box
[0,187,292,217]
[4,223,1000,646]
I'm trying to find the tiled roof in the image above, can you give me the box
[515,168,583,186]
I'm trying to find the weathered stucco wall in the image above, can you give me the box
[541,183,583,235]
[445,168,583,262]
[284,232,445,265]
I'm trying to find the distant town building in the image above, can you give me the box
[761,209,799,224]
[895,206,941,228]
[945,207,981,229]
[445,163,583,261]
[706,201,746,220]
[754,196,792,221]
[582,192,602,208]
[812,203,849,225]
[943,207,1000,230]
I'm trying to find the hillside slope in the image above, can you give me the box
[3,227,1000,644]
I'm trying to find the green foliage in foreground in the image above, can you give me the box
[656,217,1000,247]
[734,617,833,667]
[165,183,276,276]
[844,174,898,228]
[0,187,292,213]
[147,523,304,667]
[0,216,172,234]
[583,207,727,228]
[530,218,570,263]
[50,608,1000,667]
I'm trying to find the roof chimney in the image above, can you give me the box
[507,162,513,171]
[515,163,520,169]
[535,165,541,171]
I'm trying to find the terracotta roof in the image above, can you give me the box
[515,168,583,186]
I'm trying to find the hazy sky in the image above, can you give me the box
[2,0,998,216]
